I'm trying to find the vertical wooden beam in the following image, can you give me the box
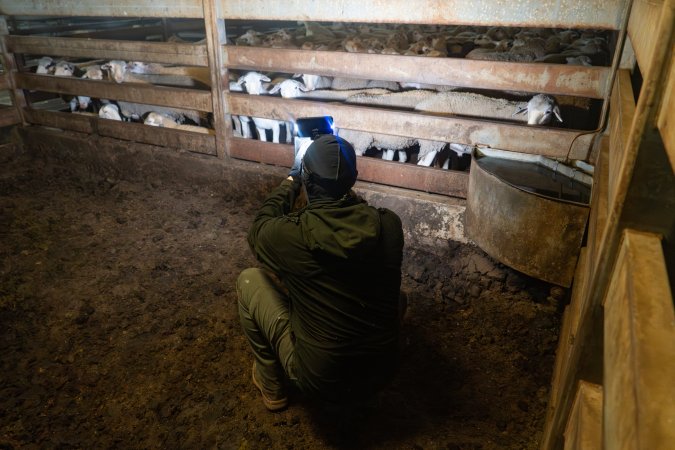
[202,0,230,159]
[0,16,26,125]
[603,230,675,449]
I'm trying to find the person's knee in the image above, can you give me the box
[237,268,264,306]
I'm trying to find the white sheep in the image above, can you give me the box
[268,79,309,98]
[53,60,75,77]
[236,71,271,95]
[126,61,211,87]
[143,111,213,134]
[76,64,105,112]
[293,74,333,91]
[102,60,205,87]
[99,103,123,121]
[235,72,292,143]
[514,94,563,125]
[36,56,54,74]
[116,100,205,125]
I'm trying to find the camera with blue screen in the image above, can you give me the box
[294,116,334,140]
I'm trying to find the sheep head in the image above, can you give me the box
[515,94,563,125]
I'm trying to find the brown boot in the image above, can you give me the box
[251,361,289,411]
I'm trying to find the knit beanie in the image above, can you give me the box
[302,134,358,200]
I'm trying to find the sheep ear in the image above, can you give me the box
[236,77,245,86]
[513,106,528,116]
[553,106,563,123]
[292,73,302,78]
[261,75,271,82]
[101,63,111,70]
[269,84,281,94]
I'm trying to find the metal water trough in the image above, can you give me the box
[465,149,591,287]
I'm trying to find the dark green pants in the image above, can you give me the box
[237,268,297,397]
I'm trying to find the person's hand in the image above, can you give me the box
[288,153,303,178]
[288,139,312,178]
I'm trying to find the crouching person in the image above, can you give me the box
[237,134,404,410]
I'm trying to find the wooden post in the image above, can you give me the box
[202,0,230,159]
[0,16,26,126]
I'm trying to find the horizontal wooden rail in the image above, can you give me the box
[0,107,20,127]
[0,0,205,18]
[97,119,216,155]
[228,93,594,160]
[15,73,212,112]
[229,137,469,198]
[6,36,209,67]
[23,108,216,155]
[219,0,627,29]
[225,47,610,99]
[0,73,11,91]
[0,0,628,28]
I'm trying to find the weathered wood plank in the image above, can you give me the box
[203,0,229,158]
[218,0,627,29]
[227,93,593,160]
[6,36,208,67]
[604,229,675,450]
[628,0,665,73]
[97,119,217,155]
[563,381,602,450]
[229,137,469,198]
[0,73,10,90]
[23,108,94,133]
[539,245,591,443]
[225,46,610,99]
[586,136,609,281]
[658,53,674,172]
[609,69,636,208]
[0,107,20,127]
[0,0,205,18]
[15,73,213,112]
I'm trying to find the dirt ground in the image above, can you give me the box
[0,147,564,449]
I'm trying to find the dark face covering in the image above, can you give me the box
[301,134,358,202]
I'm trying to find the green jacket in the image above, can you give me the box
[248,178,404,401]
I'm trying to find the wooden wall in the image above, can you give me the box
[0,0,625,198]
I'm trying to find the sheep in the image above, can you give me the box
[102,60,209,87]
[411,91,562,126]
[126,61,211,87]
[234,72,292,143]
[236,71,271,95]
[514,94,563,125]
[143,112,214,134]
[75,64,105,112]
[293,74,333,91]
[228,77,249,138]
[99,103,123,121]
[53,60,76,77]
[268,79,309,98]
[116,100,205,125]
[36,56,55,74]
[235,29,265,46]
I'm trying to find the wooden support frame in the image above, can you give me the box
[218,0,627,29]
[225,46,611,99]
[15,73,212,112]
[603,229,675,449]
[228,137,469,198]
[227,93,593,160]
[203,0,229,159]
[23,108,216,156]
[6,36,208,67]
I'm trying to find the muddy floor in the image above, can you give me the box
[0,149,564,449]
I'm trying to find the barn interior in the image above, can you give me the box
[0,1,673,449]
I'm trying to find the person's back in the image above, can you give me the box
[238,134,404,409]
